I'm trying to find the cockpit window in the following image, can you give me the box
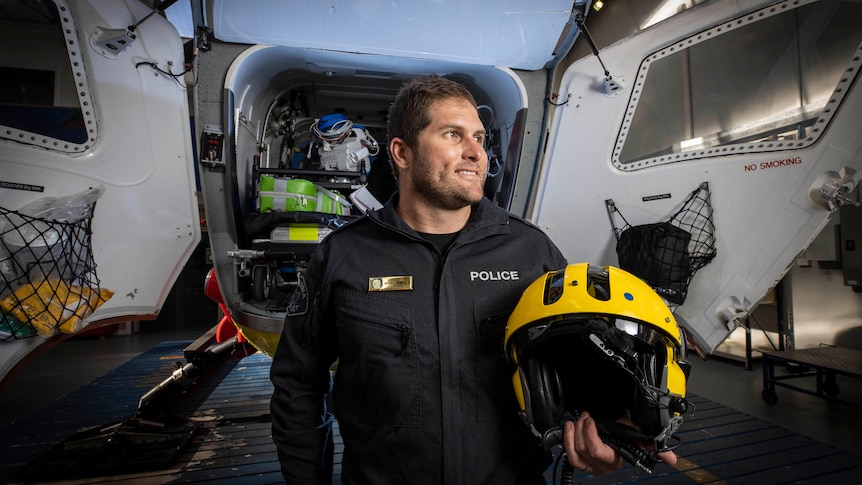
[614,0,862,170]
[0,0,96,152]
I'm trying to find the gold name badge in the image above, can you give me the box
[368,276,414,292]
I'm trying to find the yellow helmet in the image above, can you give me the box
[504,263,691,458]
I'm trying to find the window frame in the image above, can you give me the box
[0,0,98,153]
[611,0,861,171]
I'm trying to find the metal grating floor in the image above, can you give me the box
[1,341,861,484]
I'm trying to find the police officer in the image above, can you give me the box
[269,74,677,484]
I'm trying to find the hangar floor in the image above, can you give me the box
[0,327,860,484]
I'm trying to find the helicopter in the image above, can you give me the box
[0,0,860,403]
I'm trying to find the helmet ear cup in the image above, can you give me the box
[520,357,565,432]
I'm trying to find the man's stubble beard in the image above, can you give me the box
[411,155,487,211]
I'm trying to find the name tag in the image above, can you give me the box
[368,276,413,292]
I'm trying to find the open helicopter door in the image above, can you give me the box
[195,0,580,355]
[533,0,862,354]
[0,0,200,382]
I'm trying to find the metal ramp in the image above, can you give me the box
[1,341,860,484]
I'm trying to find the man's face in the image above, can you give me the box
[407,98,488,210]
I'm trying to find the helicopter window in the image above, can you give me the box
[613,0,862,170]
[0,0,94,152]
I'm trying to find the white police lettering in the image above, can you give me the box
[469,270,520,282]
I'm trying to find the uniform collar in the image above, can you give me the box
[370,193,511,239]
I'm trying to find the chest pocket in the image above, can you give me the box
[473,293,519,421]
[333,287,420,429]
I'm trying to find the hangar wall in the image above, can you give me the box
[719,194,862,359]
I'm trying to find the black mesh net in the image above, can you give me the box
[0,198,111,340]
[608,183,716,305]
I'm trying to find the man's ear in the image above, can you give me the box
[389,137,411,172]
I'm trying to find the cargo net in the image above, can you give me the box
[607,182,716,306]
[0,187,113,340]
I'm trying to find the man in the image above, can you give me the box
[270,75,675,484]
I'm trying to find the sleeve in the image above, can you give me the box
[540,231,568,272]
[510,211,568,272]
[269,247,339,484]
[551,242,568,271]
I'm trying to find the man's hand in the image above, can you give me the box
[562,411,678,475]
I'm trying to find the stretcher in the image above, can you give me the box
[761,345,862,409]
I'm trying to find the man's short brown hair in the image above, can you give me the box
[387,75,478,176]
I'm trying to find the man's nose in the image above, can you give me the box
[464,137,486,161]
